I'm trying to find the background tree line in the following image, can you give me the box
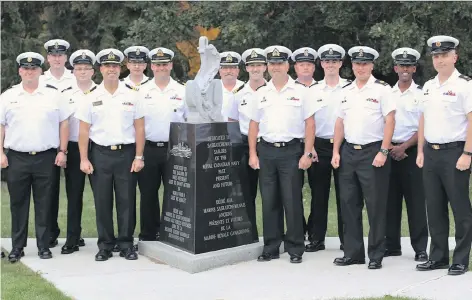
[2,1,472,92]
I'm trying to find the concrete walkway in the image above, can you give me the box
[1,237,470,300]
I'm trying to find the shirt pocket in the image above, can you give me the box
[442,95,461,114]
[405,98,420,113]
[363,100,381,111]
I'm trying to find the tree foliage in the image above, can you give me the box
[2,1,472,91]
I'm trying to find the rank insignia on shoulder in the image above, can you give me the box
[84,86,97,95]
[46,84,58,90]
[417,85,423,90]
[342,82,353,88]
[61,86,73,93]
[92,100,103,106]
[256,83,267,91]
[141,79,150,85]
[176,79,186,86]
[374,79,389,86]
[309,81,319,88]
[294,81,306,87]
[459,74,472,81]
[125,83,138,91]
[233,84,245,94]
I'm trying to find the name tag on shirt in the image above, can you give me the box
[92,101,103,106]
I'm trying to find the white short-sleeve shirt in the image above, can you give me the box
[220,79,244,121]
[121,74,150,89]
[309,77,351,139]
[421,69,472,143]
[75,82,144,146]
[39,69,75,92]
[138,78,187,142]
[391,81,422,143]
[0,84,72,152]
[249,77,320,143]
[62,83,97,142]
[338,75,396,145]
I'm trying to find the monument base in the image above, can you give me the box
[139,239,286,274]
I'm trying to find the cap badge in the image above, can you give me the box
[54,41,59,49]
[435,41,441,47]
[328,48,334,55]
[251,50,257,58]
[156,49,164,57]
[303,49,309,57]
[81,52,87,59]
[108,52,115,60]
[403,51,408,58]
[27,57,32,62]
[273,48,280,57]
[136,48,141,55]
[226,54,233,62]
[358,49,364,57]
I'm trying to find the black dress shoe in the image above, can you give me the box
[448,264,469,275]
[414,251,428,262]
[133,243,139,252]
[48,239,58,248]
[368,260,382,269]
[38,248,52,259]
[290,255,302,263]
[384,249,402,257]
[120,247,138,260]
[79,238,85,247]
[95,249,113,261]
[305,241,325,252]
[61,245,79,254]
[416,260,449,271]
[8,248,24,263]
[333,257,366,266]
[112,244,120,253]
[257,252,280,262]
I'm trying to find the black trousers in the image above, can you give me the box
[137,142,167,241]
[339,141,390,261]
[6,149,57,249]
[64,142,87,246]
[49,163,61,241]
[423,143,472,265]
[89,142,137,251]
[258,140,305,256]
[307,137,343,244]
[241,135,259,241]
[386,145,428,253]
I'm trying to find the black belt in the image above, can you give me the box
[92,142,134,151]
[258,138,303,148]
[315,137,334,145]
[8,148,56,156]
[145,140,168,148]
[426,141,465,150]
[345,141,382,150]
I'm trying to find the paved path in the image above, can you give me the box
[1,238,470,300]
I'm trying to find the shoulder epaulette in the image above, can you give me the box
[233,84,245,94]
[341,79,353,88]
[459,74,472,81]
[256,83,267,91]
[309,81,319,88]
[61,86,73,93]
[45,84,58,90]
[84,86,97,95]
[141,79,150,85]
[374,79,389,86]
[125,83,138,91]
[294,81,306,87]
[176,79,186,86]
[416,85,423,90]
[119,78,124,82]
[342,82,353,89]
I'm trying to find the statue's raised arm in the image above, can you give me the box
[185,36,224,123]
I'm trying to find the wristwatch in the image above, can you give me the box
[379,148,389,156]
[463,151,472,156]
[135,156,145,161]
[58,149,68,155]
[305,152,313,158]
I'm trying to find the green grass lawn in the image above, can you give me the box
[0,175,469,300]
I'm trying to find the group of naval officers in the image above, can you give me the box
[1,34,471,276]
